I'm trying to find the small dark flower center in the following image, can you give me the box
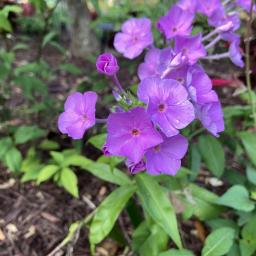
[131,129,140,136]
[154,145,161,152]
[158,103,166,112]
[172,27,177,32]
[176,77,184,83]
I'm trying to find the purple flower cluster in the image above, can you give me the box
[58,0,247,176]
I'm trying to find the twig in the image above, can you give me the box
[245,0,256,127]
[46,210,96,256]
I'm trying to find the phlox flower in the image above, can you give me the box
[157,4,193,39]
[138,77,195,137]
[145,134,188,175]
[174,34,206,65]
[114,17,153,59]
[105,107,163,163]
[58,92,97,139]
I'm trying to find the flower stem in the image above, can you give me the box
[96,118,107,124]
[205,35,221,50]
[112,74,126,94]
[245,0,256,127]
[203,52,230,60]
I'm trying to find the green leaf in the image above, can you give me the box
[1,5,22,16]
[181,184,223,221]
[42,31,57,47]
[198,135,225,177]
[240,132,256,167]
[246,165,256,185]
[132,221,168,256]
[135,174,182,249]
[14,125,45,144]
[60,168,79,197]
[241,215,256,243]
[0,13,12,32]
[39,139,60,150]
[21,148,43,182]
[88,134,107,150]
[202,227,235,256]
[0,137,13,160]
[50,151,65,166]
[227,243,240,256]
[82,161,132,186]
[59,63,82,75]
[5,147,22,173]
[216,185,255,212]
[89,185,136,245]
[13,43,29,51]
[37,165,59,184]
[239,239,256,256]
[159,249,194,256]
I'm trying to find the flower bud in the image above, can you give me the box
[96,53,119,76]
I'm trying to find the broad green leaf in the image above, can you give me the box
[13,43,29,51]
[198,135,225,177]
[1,5,22,16]
[227,244,240,256]
[207,219,239,236]
[5,147,22,173]
[59,63,82,75]
[216,185,255,212]
[42,31,56,47]
[241,215,256,243]
[88,134,107,150]
[0,137,13,160]
[159,249,194,256]
[136,174,182,248]
[246,165,256,185]
[89,185,136,245]
[239,239,256,256]
[50,151,65,166]
[14,125,45,144]
[202,227,235,256]
[181,184,223,221]
[37,165,59,184]
[132,221,168,256]
[240,132,256,167]
[60,168,79,198]
[63,154,92,167]
[82,161,132,186]
[21,148,43,182]
[0,13,12,32]
[39,139,60,150]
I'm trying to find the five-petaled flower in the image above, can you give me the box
[58,92,97,140]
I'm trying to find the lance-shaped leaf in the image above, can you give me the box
[135,174,182,248]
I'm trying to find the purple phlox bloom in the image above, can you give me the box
[174,34,206,65]
[158,48,188,76]
[96,53,119,76]
[145,134,188,175]
[221,32,240,43]
[102,143,112,157]
[125,159,146,174]
[163,65,189,85]
[196,101,224,137]
[196,0,221,17]
[138,48,162,81]
[236,0,256,12]
[114,17,153,59]
[58,92,97,140]
[138,77,195,137]
[208,6,240,32]
[157,4,194,39]
[177,0,198,14]
[106,107,163,163]
[229,39,244,68]
[186,65,218,104]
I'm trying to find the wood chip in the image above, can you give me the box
[0,178,15,189]
[24,225,36,239]
[41,212,60,223]
[0,228,5,241]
